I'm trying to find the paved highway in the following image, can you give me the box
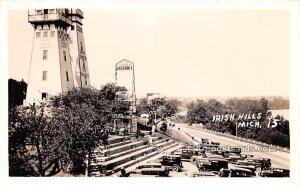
[175,123,290,169]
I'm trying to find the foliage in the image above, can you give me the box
[9,104,67,176]
[9,83,131,176]
[186,97,290,147]
[136,97,181,118]
[8,78,27,109]
[268,97,289,110]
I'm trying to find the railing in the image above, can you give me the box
[28,13,73,26]
[69,8,84,18]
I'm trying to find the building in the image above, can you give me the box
[115,59,137,132]
[147,93,161,101]
[25,9,90,105]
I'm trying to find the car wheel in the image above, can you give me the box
[172,165,179,172]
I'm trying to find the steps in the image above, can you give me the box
[89,132,182,177]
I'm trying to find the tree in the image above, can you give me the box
[50,84,131,175]
[9,104,68,176]
[136,97,149,116]
[9,83,131,176]
[160,99,181,117]
[8,78,27,109]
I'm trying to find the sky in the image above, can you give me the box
[8,8,290,98]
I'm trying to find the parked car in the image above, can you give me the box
[229,166,256,177]
[231,165,256,174]
[185,171,217,177]
[173,148,202,160]
[152,155,183,172]
[239,153,254,160]
[200,143,221,154]
[138,168,169,177]
[201,138,209,144]
[259,168,290,177]
[191,153,224,163]
[236,158,271,171]
[131,162,169,176]
[197,158,229,174]
[223,153,241,164]
[222,146,242,156]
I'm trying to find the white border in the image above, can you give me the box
[1,0,299,188]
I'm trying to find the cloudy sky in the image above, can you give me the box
[8,8,290,98]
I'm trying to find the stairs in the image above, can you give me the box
[89,132,181,177]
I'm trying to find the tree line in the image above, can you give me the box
[186,98,290,147]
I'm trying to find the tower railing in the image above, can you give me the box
[28,13,73,26]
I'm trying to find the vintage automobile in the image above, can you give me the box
[165,117,176,126]
[259,168,290,177]
[191,153,224,163]
[200,143,221,154]
[185,171,217,177]
[201,138,210,144]
[231,164,256,174]
[229,166,256,177]
[223,153,241,164]
[131,162,169,176]
[222,147,242,156]
[239,153,254,160]
[173,148,202,160]
[210,141,220,146]
[152,155,183,172]
[197,158,229,174]
[129,168,169,177]
[236,157,271,171]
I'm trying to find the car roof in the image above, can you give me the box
[208,154,224,158]
[233,165,255,169]
[141,167,165,171]
[164,155,181,158]
[240,153,254,156]
[191,171,216,176]
[144,162,162,166]
[271,168,289,171]
[230,167,253,172]
[210,158,228,162]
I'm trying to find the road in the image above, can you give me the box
[176,123,290,169]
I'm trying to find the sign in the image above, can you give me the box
[116,62,133,71]
[132,117,137,133]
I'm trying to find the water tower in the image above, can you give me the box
[26,8,90,105]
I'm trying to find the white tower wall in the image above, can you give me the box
[69,22,90,88]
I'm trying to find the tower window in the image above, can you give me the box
[85,77,87,85]
[37,10,42,15]
[63,51,67,61]
[49,9,55,14]
[80,42,83,52]
[66,71,69,81]
[50,31,55,37]
[36,32,41,38]
[42,71,47,81]
[41,93,47,100]
[43,31,48,38]
[43,50,48,60]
